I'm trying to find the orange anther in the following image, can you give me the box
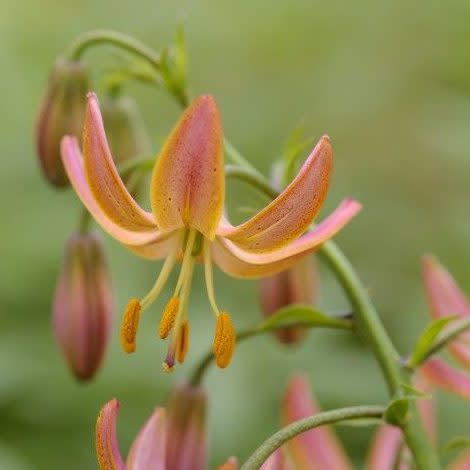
[120,298,141,353]
[159,297,180,339]
[213,312,236,368]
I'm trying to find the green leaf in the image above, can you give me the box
[258,304,352,332]
[384,397,411,426]
[441,435,470,455]
[407,315,458,368]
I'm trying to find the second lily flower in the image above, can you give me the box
[61,92,361,371]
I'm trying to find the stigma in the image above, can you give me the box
[119,228,236,372]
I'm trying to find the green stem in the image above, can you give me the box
[78,207,92,234]
[67,30,161,69]
[222,162,440,469]
[190,314,352,385]
[240,406,384,470]
[225,165,278,200]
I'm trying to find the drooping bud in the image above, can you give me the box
[36,59,89,187]
[165,382,207,470]
[259,257,317,344]
[53,233,113,381]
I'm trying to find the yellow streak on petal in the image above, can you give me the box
[120,298,141,353]
[213,312,236,368]
[158,297,180,339]
[150,95,224,239]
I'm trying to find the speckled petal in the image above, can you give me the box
[150,95,224,239]
[127,408,167,470]
[95,399,126,470]
[282,374,353,470]
[62,136,159,246]
[212,199,361,278]
[218,136,332,253]
[82,92,156,231]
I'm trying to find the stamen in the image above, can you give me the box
[120,298,142,353]
[159,297,180,339]
[213,312,236,368]
[163,338,177,373]
[203,239,220,316]
[140,237,181,311]
[161,229,198,372]
[176,322,190,364]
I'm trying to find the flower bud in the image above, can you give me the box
[101,95,151,165]
[259,257,317,344]
[36,59,89,187]
[101,95,151,195]
[165,382,207,470]
[53,233,113,381]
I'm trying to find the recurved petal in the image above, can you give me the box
[218,136,332,253]
[127,408,167,470]
[420,358,470,401]
[282,374,352,470]
[422,256,470,367]
[213,199,361,279]
[95,399,126,470]
[82,92,157,232]
[365,425,406,470]
[150,95,224,239]
[62,136,160,246]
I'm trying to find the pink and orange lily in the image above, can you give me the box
[61,92,361,371]
[420,256,470,401]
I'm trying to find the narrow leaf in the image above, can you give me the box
[407,315,458,368]
[258,304,352,332]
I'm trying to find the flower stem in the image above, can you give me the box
[240,405,385,470]
[222,163,440,469]
[66,29,161,69]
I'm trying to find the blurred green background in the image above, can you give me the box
[2,0,470,468]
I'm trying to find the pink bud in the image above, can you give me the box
[259,257,317,344]
[165,382,207,470]
[53,233,113,381]
[36,59,89,187]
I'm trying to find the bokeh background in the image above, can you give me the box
[2,0,470,468]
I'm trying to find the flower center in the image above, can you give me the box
[119,228,236,371]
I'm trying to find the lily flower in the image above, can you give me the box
[61,92,361,371]
[420,256,470,401]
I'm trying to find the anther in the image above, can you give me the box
[120,298,141,353]
[159,297,180,339]
[213,312,236,368]
[176,322,190,364]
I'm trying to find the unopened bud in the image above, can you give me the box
[36,59,89,187]
[259,257,317,344]
[53,233,113,381]
[101,95,151,194]
[166,382,207,470]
